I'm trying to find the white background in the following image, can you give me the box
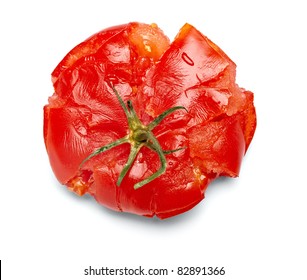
[1,0,306,279]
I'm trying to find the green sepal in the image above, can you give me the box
[80,84,187,189]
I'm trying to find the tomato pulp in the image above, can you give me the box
[44,22,256,219]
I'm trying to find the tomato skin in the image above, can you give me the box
[51,24,128,83]
[44,22,256,219]
[140,23,245,120]
[189,115,246,177]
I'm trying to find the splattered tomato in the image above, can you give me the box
[44,22,256,219]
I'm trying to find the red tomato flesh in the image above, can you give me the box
[44,22,256,219]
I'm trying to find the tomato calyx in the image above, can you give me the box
[80,85,187,189]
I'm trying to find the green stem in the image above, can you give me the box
[80,84,187,190]
[134,133,167,190]
[80,136,129,167]
[126,100,143,129]
[117,144,142,186]
[148,145,187,155]
[111,85,131,120]
[147,106,187,130]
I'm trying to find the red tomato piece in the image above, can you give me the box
[44,22,256,219]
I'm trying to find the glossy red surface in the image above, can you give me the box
[44,22,256,219]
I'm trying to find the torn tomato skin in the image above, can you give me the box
[44,22,256,219]
[51,24,128,84]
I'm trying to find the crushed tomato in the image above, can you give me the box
[44,22,256,219]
